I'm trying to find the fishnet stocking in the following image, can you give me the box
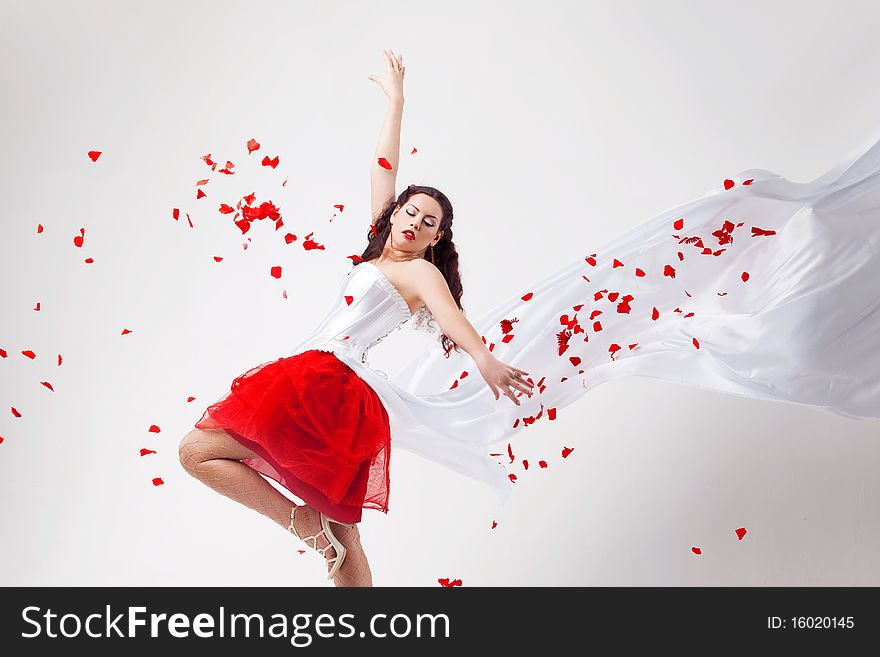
[179,428,372,586]
[290,504,373,587]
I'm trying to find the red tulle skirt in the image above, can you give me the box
[194,349,391,523]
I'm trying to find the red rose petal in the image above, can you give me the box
[152,477,164,486]
[148,425,161,433]
[270,266,282,279]
[723,179,735,190]
[377,157,393,170]
[561,446,573,458]
[735,527,747,540]
[692,547,702,555]
[247,138,260,153]
[140,448,157,456]
[673,218,684,230]
[741,271,749,282]
[22,350,36,359]
[40,381,54,391]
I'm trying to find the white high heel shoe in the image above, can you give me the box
[288,505,356,580]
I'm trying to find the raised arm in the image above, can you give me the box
[367,49,406,225]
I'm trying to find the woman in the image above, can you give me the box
[178,49,534,587]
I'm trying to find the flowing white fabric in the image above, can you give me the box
[386,126,880,504]
[280,127,880,509]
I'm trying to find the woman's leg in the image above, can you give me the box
[178,428,372,586]
[178,428,296,529]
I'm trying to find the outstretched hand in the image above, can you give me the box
[476,353,535,406]
[367,48,405,103]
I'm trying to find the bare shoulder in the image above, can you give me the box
[409,258,444,282]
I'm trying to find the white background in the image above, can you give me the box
[2,0,879,585]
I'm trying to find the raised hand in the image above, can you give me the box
[367,48,405,103]
[475,353,535,406]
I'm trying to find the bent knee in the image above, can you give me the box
[178,429,208,469]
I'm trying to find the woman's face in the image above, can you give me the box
[390,194,444,255]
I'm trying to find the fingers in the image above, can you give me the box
[383,49,403,75]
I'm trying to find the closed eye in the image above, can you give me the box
[406,210,435,227]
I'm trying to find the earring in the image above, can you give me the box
[430,243,435,265]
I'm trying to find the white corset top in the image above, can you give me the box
[286,261,413,366]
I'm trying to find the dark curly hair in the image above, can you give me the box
[355,184,464,358]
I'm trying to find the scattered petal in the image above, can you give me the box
[152,477,164,486]
[438,578,462,587]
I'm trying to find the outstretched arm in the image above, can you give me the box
[367,49,406,225]
[412,260,535,405]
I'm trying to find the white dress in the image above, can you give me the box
[291,126,880,508]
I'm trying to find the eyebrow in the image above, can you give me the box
[408,204,437,221]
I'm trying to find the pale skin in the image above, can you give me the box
[368,48,535,406]
[178,49,533,588]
